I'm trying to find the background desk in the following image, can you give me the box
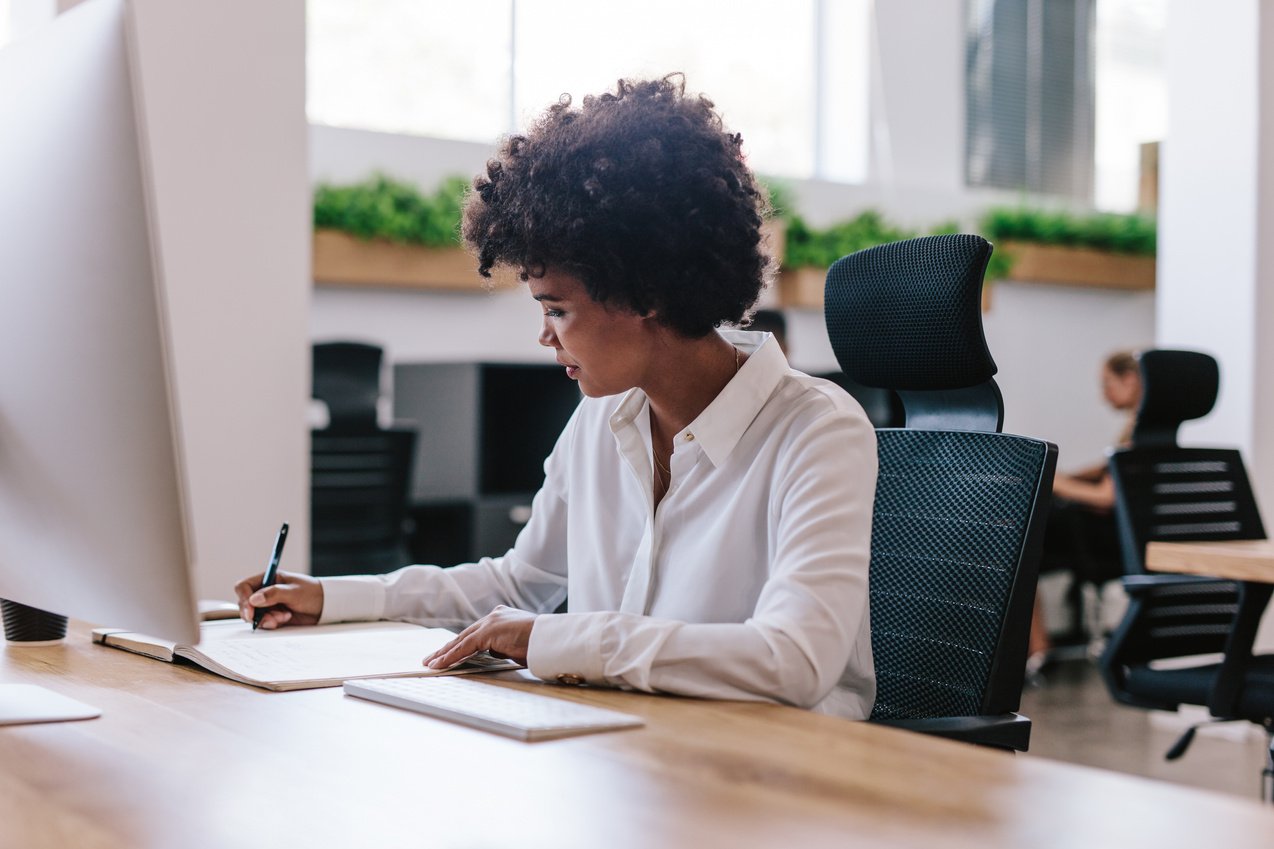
[4,624,1273,849]
[1147,539,1274,583]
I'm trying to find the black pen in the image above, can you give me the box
[252,522,289,631]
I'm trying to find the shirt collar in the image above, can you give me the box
[607,330,789,467]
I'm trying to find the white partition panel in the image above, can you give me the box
[130,0,310,595]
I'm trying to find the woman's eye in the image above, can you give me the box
[544,309,564,318]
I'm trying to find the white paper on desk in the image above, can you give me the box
[189,623,452,686]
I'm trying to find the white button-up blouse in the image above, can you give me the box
[319,330,878,718]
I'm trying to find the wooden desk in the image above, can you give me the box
[1146,539,1274,583]
[4,625,1273,849]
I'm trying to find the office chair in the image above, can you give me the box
[311,342,417,576]
[825,234,1058,752]
[313,341,384,432]
[1099,350,1274,784]
[311,428,416,576]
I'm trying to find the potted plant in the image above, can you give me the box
[979,207,1156,290]
[312,174,487,290]
[769,204,985,309]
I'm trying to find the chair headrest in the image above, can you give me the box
[1132,349,1219,448]
[313,341,383,432]
[824,234,997,391]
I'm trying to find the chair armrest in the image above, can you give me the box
[1121,574,1228,595]
[873,713,1031,752]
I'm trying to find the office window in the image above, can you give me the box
[307,1,513,142]
[1093,0,1166,212]
[307,0,870,183]
[965,0,1096,201]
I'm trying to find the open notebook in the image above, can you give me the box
[92,619,520,691]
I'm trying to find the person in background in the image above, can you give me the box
[237,74,879,717]
[1029,350,1142,668]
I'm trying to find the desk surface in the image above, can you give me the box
[1146,539,1274,583]
[4,624,1274,849]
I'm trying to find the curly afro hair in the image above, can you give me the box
[462,74,773,338]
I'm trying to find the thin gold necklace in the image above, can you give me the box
[653,453,671,482]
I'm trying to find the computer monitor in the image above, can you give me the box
[0,0,200,716]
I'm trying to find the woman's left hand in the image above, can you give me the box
[424,605,539,669]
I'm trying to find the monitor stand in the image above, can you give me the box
[1,600,101,725]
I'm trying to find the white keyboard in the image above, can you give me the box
[343,677,644,741]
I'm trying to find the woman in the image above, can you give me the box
[238,75,878,717]
[1029,350,1141,661]
[1050,351,1141,508]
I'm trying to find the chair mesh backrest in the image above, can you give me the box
[869,429,1051,720]
[824,235,996,390]
[1106,446,1265,663]
[311,428,415,576]
[1109,446,1266,573]
[1113,579,1245,664]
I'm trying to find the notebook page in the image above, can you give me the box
[192,618,424,645]
[186,627,458,686]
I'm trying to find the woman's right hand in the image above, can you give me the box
[234,570,324,630]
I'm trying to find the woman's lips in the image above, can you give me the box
[565,365,579,379]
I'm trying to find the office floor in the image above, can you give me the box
[1021,657,1271,803]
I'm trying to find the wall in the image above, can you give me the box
[986,282,1154,467]
[1157,1,1260,461]
[1158,0,1274,647]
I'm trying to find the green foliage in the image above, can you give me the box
[313,174,469,248]
[979,206,1157,256]
[774,202,1155,282]
[983,244,1014,282]
[312,175,1154,289]
[783,210,919,269]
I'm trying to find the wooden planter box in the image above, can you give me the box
[1001,241,1155,290]
[313,229,487,291]
[770,239,1155,312]
[316,221,790,294]
[776,267,826,309]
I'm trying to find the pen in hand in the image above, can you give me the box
[252,523,289,631]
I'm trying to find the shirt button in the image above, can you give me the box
[556,673,585,686]
[684,432,695,442]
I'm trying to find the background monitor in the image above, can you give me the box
[0,0,199,665]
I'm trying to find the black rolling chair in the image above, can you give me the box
[311,342,417,576]
[311,428,416,576]
[313,341,384,432]
[1099,350,1274,786]
[825,234,1058,751]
